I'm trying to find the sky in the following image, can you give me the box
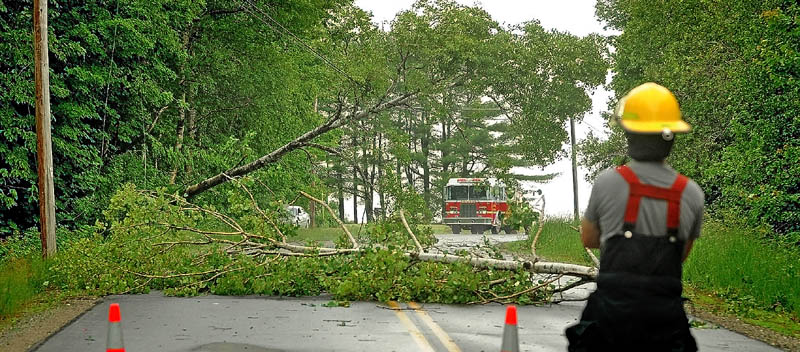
[348,0,616,219]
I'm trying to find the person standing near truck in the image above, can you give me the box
[566,83,705,351]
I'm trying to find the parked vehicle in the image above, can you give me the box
[443,178,518,234]
[284,205,310,228]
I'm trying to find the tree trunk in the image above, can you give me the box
[169,91,186,185]
[337,160,345,221]
[352,133,359,224]
[185,104,197,177]
[377,133,385,220]
[367,135,378,222]
[405,166,414,189]
[441,119,450,173]
[309,97,319,228]
[309,180,316,228]
[421,112,431,209]
[396,158,402,184]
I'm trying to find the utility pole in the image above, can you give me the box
[570,117,579,224]
[34,0,57,257]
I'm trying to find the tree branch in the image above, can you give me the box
[299,190,358,249]
[184,92,416,198]
[398,210,424,253]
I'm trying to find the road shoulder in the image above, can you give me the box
[0,296,99,352]
[686,302,800,351]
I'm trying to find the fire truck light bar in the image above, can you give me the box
[456,178,484,182]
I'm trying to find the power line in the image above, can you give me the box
[237,0,361,85]
[582,121,606,135]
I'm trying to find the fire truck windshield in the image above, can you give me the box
[469,185,489,200]
[446,185,491,200]
[447,186,469,200]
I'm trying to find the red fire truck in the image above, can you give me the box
[443,178,517,234]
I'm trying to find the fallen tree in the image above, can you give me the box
[186,182,597,279]
[50,181,597,304]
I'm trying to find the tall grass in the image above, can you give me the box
[684,221,800,317]
[0,256,48,319]
[502,217,595,266]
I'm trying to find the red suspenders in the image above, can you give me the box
[616,165,689,235]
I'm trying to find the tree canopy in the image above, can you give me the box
[584,0,799,241]
[1,0,608,235]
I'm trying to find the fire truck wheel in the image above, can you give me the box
[491,226,499,234]
[451,226,461,234]
[470,226,483,234]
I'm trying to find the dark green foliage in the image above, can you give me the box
[0,0,346,236]
[587,0,800,240]
[1,0,191,233]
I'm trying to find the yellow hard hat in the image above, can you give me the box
[616,82,691,134]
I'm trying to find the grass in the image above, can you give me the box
[501,217,596,266]
[683,220,800,326]
[684,285,800,338]
[0,256,48,321]
[502,217,800,339]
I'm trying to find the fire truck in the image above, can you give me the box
[443,178,517,234]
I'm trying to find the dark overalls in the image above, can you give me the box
[566,165,698,352]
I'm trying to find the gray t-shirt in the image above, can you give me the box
[584,161,705,245]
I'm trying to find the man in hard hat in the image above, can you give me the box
[566,83,704,351]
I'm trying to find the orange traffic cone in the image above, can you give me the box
[106,303,125,352]
[500,305,519,352]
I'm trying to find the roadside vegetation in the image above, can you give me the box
[684,220,800,337]
[0,256,47,321]
[501,217,595,266]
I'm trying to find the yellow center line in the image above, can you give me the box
[407,301,463,352]
[387,301,436,352]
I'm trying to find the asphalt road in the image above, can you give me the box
[433,233,528,248]
[32,233,781,351]
[430,233,527,259]
[34,293,779,352]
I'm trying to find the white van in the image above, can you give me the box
[284,205,310,228]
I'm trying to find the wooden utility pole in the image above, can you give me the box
[34,0,57,257]
[570,117,580,223]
